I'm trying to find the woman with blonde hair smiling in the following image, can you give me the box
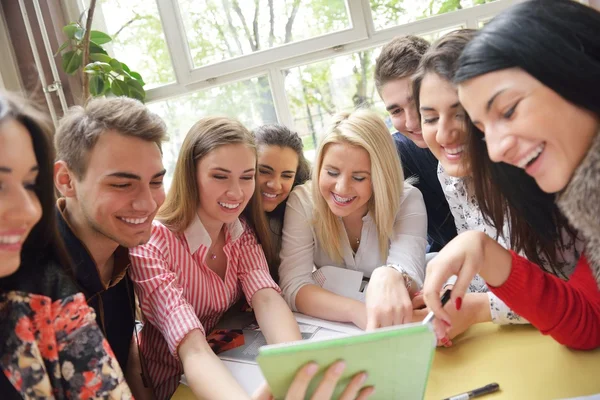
[279,108,428,330]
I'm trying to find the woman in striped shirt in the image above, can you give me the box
[129,117,303,399]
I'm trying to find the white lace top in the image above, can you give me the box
[438,164,583,324]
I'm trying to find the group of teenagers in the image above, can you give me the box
[1,0,599,399]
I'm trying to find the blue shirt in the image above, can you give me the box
[393,132,457,251]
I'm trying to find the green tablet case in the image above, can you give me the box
[256,323,436,400]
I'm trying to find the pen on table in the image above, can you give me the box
[422,288,452,325]
[442,382,500,400]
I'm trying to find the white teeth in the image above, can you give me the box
[332,193,355,203]
[219,202,240,209]
[445,145,465,155]
[517,143,545,169]
[0,235,21,244]
[120,217,148,225]
[262,192,278,199]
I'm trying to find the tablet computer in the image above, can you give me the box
[256,322,436,399]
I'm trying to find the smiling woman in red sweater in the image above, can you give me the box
[422,0,600,350]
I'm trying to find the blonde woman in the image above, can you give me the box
[128,117,303,399]
[279,109,428,330]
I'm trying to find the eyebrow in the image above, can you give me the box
[324,164,370,175]
[107,169,167,180]
[259,164,296,174]
[486,89,507,112]
[420,102,461,112]
[212,167,255,173]
[0,165,38,173]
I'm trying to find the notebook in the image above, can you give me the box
[256,322,436,399]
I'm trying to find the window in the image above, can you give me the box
[370,0,498,31]
[176,0,351,69]
[147,76,276,184]
[97,0,176,88]
[284,25,464,159]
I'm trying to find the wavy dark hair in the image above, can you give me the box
[453,0,599,273]
[254,124,311,227]
[0,91,74,294]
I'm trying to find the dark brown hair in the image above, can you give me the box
[0,91,74,293]
[375,35,429,92]
[418,29,579,274]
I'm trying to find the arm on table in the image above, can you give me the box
[296,285,366,329]
[179,329,251,400]
[252,288,302,343]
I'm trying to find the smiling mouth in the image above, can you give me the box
[262,192,280,199]
[118,216,149,225]
[516,143,546,169]
[0,235,23,245]
[218,201,241,210]
[332,192,356,205]
[443,145,465,159]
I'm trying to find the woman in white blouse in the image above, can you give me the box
[411,29,582,343]
[278,109,428,330]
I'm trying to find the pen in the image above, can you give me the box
[422,288,452,325]
[442,383,500,400]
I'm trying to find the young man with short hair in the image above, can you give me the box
[375,35,457,252]
[54,97,167,398]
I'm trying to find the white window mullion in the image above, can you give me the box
[268,67,294,128]
[154,0,193,85]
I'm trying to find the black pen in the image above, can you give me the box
[422,288,452,325]
[442,383,500,400]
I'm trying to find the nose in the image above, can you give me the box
[132,185,158,213]
[405,105,421,133]
[436,116,460,145]
[5,186,40,226]
[266,177,282,192]
[226,180,244,199]
[485,125,518,163]
[334,175,350,194]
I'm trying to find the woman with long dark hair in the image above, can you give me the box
[0,91,132,397]
[254,124,311,280]
[411,29,582,345]
[422,0,600,350]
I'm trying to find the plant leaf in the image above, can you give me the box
[74,27,85,41]
[90,30,112,45]
[89,53,112,63]
[63,23,79,40]
[54,40,70,57]
[62,50,82,75]
[120,63,131,74]
[129,71,145,86]
[89,75,105,96]
[126,78,145,102]
[111,79,129,97]
[89,41,108,55]
[85,61,112,73]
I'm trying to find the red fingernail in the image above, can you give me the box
[414,291,422,296]
[455,297,462,311]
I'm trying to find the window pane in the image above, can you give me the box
[98,0,176,88]
[284,49,388,162]
[177,0,351,68]
[284,28,463,161]
[147,76,277,186]
[370,0,497,31]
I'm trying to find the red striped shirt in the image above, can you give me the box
[129,215,279,399]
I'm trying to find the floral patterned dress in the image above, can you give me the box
[0,289,132,399]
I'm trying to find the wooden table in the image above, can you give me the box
[173,323,600,399]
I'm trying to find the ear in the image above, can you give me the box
[54,160,78,198]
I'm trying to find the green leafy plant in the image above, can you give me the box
[56,21,146,102]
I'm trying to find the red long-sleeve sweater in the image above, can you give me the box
[488,251,600,350]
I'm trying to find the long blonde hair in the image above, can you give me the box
[312,109,404,262]
[158,116,274,267]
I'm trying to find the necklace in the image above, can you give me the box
[210,253,217,260]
